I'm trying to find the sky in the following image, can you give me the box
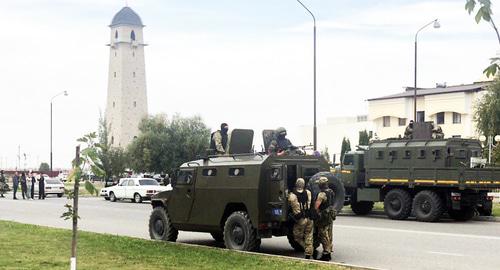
[0,0,497,170]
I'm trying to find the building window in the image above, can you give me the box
[436,112,445,125]
[453,112,461,124]
[115,30,118,39]
[133,101,137,107]
[131,30,136,41]
[398,118,406,126]
[357,115,367,122]
[417,111,425,122]
[383,116,390,127]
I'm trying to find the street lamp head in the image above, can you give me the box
[433,19,440,29]
[495,135,500,143]
[479,135,487,142]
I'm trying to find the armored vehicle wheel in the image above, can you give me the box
[413,190,444,222]
[223,211,260,251]
[210,232,224,242]
[351,201,374,215]
[133,193,142,203]
[149,207,178,242]
[384,189,412,220]
[109,192,117,202]
[448,207,475,221]
[286,231,304,252]
[308,172,345,212]
[477,205,492,216]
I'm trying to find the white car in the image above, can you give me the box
[34,178,65,198]
[100,178,171,203]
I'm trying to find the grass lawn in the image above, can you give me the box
[0,220,352,270]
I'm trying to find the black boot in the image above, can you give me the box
[305,255,311,259]
[320,253,331,261]
[312,249,318,260]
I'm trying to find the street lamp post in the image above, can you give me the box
[50,91,68,172]
[414,19,440,122]
[296,0,317,151]
[480,135,500,164]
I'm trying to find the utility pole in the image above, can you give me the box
[71,145,80,270]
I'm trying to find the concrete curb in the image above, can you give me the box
[339,210,500,222]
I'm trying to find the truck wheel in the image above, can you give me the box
[448,207,475,221]
[149,207,178,241]
[384,189,412,220]
[286,231,304,252]
[210,232,224,242]
[477,204,492,216]
[351,201,374,215]
[413,190,444,222]
[223,211,260,251]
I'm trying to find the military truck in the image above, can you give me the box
[338,124,500,222]
[148,129,344,251]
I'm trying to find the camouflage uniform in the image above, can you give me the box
[288,178,314,258]
[404,121,414,139]
[211,123,229,155]
[212,131,227,154]
[315,177,335,261]
[433,126,444,139]
[0,171,6,197]
[268,127,296,155]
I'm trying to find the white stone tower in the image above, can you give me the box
[105,6,148,148]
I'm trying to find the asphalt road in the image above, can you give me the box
[1,195,500,270]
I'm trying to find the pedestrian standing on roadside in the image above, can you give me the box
[20,172,28,199]
[0,170,7,198]
[12,171,19,199]
[38,174,45,200]
[30,171,36,199]
[26,171,33,200]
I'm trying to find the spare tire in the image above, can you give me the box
[307,172,345,212]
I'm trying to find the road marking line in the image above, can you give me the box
[427,251,465,257]
[335,225,500,241]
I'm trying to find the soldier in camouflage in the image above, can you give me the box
[314,176,336,261]
[0,170,6,198]
[268,127,297,156]
[210,123,229,155]
[288,178,314,259]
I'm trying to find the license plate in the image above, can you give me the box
[272,209,282,216]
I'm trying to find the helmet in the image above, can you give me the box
[295,178,305,192]
[276,127,287,136]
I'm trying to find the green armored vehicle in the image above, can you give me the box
[148,129,344,251]
[338,123,500,222]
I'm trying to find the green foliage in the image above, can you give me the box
[474,78,500,163]
[96,117,128,182]
[127,114,210,174]
[38,162,50,171]
[340,137,351,162]
[358,130,371,145]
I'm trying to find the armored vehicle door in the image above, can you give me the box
[262,130,275,153]
[228,129,254,154]
[268,164,288,221]
[170,168,197,223]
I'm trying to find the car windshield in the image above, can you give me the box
[139,179,159,186]
[46,179,62,185]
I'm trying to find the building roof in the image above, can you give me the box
[367,82,490,101]
[110,7,143,27]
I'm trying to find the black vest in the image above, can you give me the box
[293,190,309,213]
[319,189,334,211]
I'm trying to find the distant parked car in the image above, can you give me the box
[34,178,65,198]
[100,178,171,203]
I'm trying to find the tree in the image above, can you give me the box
[127,114,210,174]
[39,162,50,171]
[96,117,128,183]
[340,137,351,162]
[474,78,500,163]
[359,130,371,145]
[465,0,500,77]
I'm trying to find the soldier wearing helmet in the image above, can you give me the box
[288,178,314,259]
[314,176,336,261]
[268,127,296,156]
